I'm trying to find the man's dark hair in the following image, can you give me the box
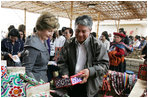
[8,29,20,39]
[8,25,15,32]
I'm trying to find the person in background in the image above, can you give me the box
[119,28,133,56]
[33,27,37,34]
[58,15,109,97]
[8,25,15,32]
[22,12,59,82]
[138,36,141,41]
[119,28,124,33]
[61,27,67,36]
[1,25,15,40]
[90,32,97,38]
[54,30,66,61]
[48,31,60,82]
[141,44,147,65]
[46,38,51,55]
[133,35,141,49]
[100,31,110,51]
[109,33,113,42]
[108,32,126,72]
[18,30,25,43]
[49,31,56,60]
[18,24,26,34]
[18,24,26,42]
[119,28,129,45]
[63,27,73,40]
[1,28,24,66]
[129,36,134,46]
[55,30,66,48]
[139,37,146,49]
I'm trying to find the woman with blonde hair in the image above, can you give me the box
[22,12,59,82]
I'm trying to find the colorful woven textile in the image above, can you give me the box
[1,74,25,97]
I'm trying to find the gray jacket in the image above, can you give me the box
[58,35,109,96]
[22,35,49,82]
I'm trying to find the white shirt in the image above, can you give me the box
[55,36,66,47]
[75,43,87,74]
[109,37,113,42]
[101,40,110,51]
[50,40,55,56]
[133,40,140,48]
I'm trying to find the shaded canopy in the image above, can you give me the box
[1,1,147,21]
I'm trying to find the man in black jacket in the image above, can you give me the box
[58,15,109,97]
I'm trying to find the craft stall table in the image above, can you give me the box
[128,79,147,97]
[125,58,144,74]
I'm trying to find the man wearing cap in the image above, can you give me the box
[57,15,109,97]
[108,32,126,72]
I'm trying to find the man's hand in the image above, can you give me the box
[78,69,90,84]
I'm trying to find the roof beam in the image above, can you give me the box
[61,1,71,19]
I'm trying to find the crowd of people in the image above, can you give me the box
[1,12,147,97]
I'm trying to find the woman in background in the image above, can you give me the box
[100,31,110,51]
[50,31,57,60]
[64,27,73,40]
[18,24,26,42]
[1,29,24,66]
[108,32,126,72]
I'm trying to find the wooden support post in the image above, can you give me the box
[96,12,100,38]
[117,20,120,32]
[70,1,73,28]
[24,8,26,36]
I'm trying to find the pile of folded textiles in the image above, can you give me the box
[1,68,50,97]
